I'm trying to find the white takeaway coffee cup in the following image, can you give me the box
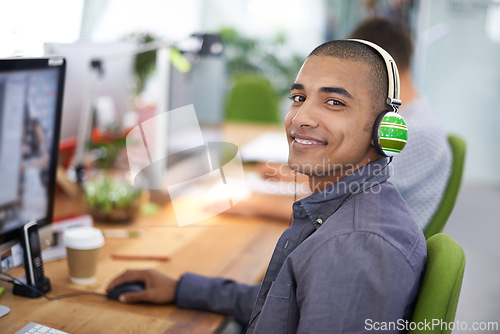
[63,226,104,284]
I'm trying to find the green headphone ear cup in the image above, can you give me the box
[373,111,408,156]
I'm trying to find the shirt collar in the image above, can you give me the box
[294,158,392,226]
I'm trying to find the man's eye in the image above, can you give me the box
[327,99,344,106]
[289,95,305,103]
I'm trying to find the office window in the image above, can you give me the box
[0,0,84,57]
[80,0,203,42]
[414,0,500,184]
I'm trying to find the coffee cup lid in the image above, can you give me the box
[63,226,104,250]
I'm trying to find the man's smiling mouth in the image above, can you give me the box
[294,138,325,145]
[291,134,327,148]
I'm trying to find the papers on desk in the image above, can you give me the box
[42,214,93,262]
[239,132,311,197]
[239,132,289,163]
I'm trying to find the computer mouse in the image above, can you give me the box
[106,281,146,300]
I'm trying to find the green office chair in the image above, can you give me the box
[424,135,466,239]
[409,233,466,334]
[224,74,281,124]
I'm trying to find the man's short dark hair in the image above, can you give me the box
[349,17,413,71]
[308,39,389,114]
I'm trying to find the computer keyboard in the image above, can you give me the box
[14,322,69,334]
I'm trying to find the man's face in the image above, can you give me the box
[285,55,382,184]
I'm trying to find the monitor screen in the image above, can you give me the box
[0,57,65,271]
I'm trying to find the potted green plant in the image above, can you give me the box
[119,32,159,97]
[218,27,304,97]
[84,125,142,223]
[83,173,142,223]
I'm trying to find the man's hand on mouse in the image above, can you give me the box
[106,269,177,304]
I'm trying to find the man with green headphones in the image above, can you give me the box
[107,39,426,333]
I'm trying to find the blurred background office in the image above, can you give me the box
[1,0,499,330]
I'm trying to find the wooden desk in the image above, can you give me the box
[0,122,292,333]
[1,199,287,333]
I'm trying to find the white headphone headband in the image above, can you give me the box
[348,39,401,109]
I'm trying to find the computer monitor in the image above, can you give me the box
[0,57,66,272]
[43,42,135,140]
[169,34,226,126]
[166,34,226,155]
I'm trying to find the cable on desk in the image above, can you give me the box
[0,272,106,300]
[0,276,14,284]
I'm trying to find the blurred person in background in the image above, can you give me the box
[349,17,452,230]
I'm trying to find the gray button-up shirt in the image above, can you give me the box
[176,158,427,333]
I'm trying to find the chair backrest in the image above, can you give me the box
[424,135,466,239]
[224,74,281,124]
[409,233,466,334]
